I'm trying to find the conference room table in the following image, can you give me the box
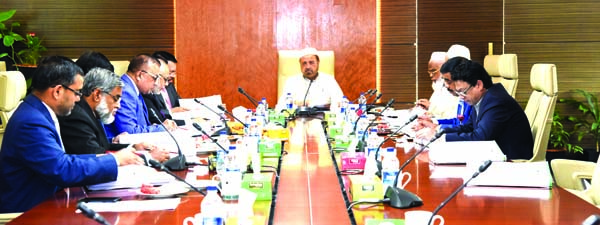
[7,113,600,225]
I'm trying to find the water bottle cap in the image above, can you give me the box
[360,114,366,118]
[246,109,252,112]
[386,147,395,152]
[220,130,227,135]
[343,96,347,99]
[261,97,266,100]
[251,118,257,121]
[207,186,218,191]
[370,128,378,132]
[228,146,236,150]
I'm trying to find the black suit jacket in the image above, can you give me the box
[58,100,128,154]
[165,83,180,108]
[142,93,172,125]
[444,83,533,160]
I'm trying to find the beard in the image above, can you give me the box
[96,97,115,124]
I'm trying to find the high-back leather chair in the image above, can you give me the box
[277,50,334,99]
[111,60,130,76]
[484,54,519,98]
[0,71,27,151]
[515,64,558,162]
[551,156,600,207]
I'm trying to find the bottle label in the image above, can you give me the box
[382,170,399,192]
[202,216,223,225]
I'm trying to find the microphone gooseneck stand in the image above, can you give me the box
[149,109,187,171]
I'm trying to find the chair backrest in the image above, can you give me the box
[527,64,558,162]
[111,60,130,77]
[277,50,334,99]
[589,157,600,205]
[0,71,27,150]
[484,54,519,98]
[524,68,545,127]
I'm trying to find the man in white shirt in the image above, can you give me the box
[415,51,458,118]
[275,48,344,112]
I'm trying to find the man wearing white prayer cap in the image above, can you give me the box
[275,47,344,112]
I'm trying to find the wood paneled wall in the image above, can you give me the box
[380,0,503,104]
[176,0,376,109]
[0,1,173,62]
[505,0,600,149]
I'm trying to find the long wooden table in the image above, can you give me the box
[8,115,600,225]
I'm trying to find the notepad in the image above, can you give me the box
[466,161,553,188]
[428,141,506,164]
[87,165,175,191]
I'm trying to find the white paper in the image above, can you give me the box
[178,96,223,121]
[78,198,181,212]
[428,141,506,164]
[466,161,553,188]
[87,165,175,191]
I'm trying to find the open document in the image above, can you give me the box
[466,161,553,188]
[428,140,506,164]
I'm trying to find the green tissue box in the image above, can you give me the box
[329,125,343,139]
[259,139,282,158]
[242,173,272,201]
[333,135,352,151]
[268,111,286,126]
[365,219,404,225]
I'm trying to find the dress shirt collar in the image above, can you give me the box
[123,74,140,96]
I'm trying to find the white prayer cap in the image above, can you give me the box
[300,47,319,58]
[429,51,448,62]
[447,44,471,60]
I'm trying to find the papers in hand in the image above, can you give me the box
[428,141,506,164]
[87,165,174,191]
[466,161,553,188]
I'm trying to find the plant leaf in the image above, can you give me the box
[0,10,16,23]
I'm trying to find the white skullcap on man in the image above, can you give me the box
[447,44,471,60]
[429,51,448,62]
[300,47,319,58]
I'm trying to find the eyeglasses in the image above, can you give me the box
[61,85,83,97]
[427,69,439,75]
[102,91,121,103]
[455,85,473,97]
[141,70,160,82]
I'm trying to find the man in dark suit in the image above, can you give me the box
[417,57,533,160]
[58,68,170,162]
[152,51,188,112]
[0,56,144,213]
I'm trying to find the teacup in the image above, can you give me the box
[182,213,203,225]
[404,210,444,225]
[396,171,411,189]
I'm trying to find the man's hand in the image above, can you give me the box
[147,145,171,163]
[415,126,438,141]
[415,99,430,109]
[112,148,144,166]
[171,107,189,113]
[413,114,436,131]
[162,119,178,131]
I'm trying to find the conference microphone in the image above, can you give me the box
[357,98,395,151]
[192,122,229,154]
[77,202,111,225]
[582,215,600,225]
[385,129,445,209]
[351,89,373,103]
[238,87,259,107]
[373,114,418,170]
[194,99,231,136]
[148,159,206,196]
[367,93,383,110]
[217,104,248,128]
[150,109,187,171]
[427,160,493,225]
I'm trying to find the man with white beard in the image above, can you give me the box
[58,68,170,162]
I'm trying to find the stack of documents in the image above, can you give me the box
[87,165,175,191]
[466,161,553,188]
[428,141,506,164]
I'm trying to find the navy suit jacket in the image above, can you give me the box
[0,95,118,212]
[444,83,533,160]
[104,75,164,139]
[58,100,128,154]
[142,93,172,124]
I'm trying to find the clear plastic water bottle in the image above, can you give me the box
[261,97,269,123]
[248,117,258,137]
[358,92,367,116]
[356,114,369,139]
[216,131,229,175]
[244,109,252,134]
[285,93,294,110]
[340,96,349,115]
[222,146,241,200]
[366,128,381,157]
[381,147,400,193]
[255,102,266,126]
[201,185,224,225]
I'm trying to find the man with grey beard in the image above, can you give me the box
[58,68,170,162]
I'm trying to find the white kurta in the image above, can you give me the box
[275,72,344,112]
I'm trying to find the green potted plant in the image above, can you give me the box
[548,111,583,154]
[17,32,46,66]
[0,9,25,68]
[560,89,600,161]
